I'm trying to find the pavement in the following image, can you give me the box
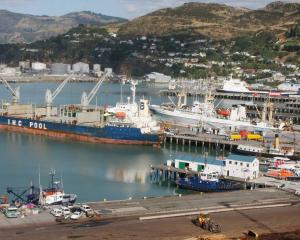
[88,188,299,218]
[0,204,300,240]
[0,188,299,239]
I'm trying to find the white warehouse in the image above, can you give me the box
[170,154,259,180]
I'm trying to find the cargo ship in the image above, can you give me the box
[0,72,162,145]
[150,91,281,131]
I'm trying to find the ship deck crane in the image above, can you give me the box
[0,76,20,104]
[45,74,74,117]
[81,71,111,110]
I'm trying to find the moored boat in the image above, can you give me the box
[0,72,162,146]
[176,172,242,192]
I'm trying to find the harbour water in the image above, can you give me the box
[0,81,220,202]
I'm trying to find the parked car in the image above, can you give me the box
[3,207,18,218]
[70,211,82,220]
[295,189,300,196]
[61,206,71,217]
[80,204,92,213]
[50,208,63,217]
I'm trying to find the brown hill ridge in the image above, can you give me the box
[0,10,126,44]
[118,1,300,39]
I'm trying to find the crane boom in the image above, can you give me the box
[0,76,20,104]
[81,71,110,107]
[52,74,74,100]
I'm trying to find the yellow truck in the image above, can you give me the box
[229,134,241,141]
[247,133,264,141]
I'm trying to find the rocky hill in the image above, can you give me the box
[118,1,300,39]
[0,10,126,44]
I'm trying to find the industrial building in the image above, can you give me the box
[171,154,259,180]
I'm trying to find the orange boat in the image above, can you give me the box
[267,169,294,179]
[216,109,230,117]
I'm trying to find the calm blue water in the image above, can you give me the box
[0,81,217,202]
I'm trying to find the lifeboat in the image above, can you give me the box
[216,109,231,117]
[115,112,126,119]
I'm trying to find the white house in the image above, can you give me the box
[170,154,259,180]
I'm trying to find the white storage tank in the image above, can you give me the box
[51,63,69,75]
[72,62,90,74]
[104,68,112,74]
[93,64,101,72]
[32,62,47,71]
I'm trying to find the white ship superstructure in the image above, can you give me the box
[218,77,250,93]
[150,93,280,131]
[107,81,160,134]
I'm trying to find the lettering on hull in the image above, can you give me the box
[7,119,47,130]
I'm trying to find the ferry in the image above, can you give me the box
[217,77,297,96]
[0,73,162,146]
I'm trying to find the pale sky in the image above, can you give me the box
[0,0,299,19]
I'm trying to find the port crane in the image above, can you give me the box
[81,71,111,110]
[45,74,74,117]
[0,76,20,104]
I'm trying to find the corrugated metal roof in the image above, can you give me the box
[175,155,225,167]
[174,154,256,166]
[226,154,256,163]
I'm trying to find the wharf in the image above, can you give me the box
[160,90,298,104]
[164,132,261,151]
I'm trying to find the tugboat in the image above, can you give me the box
[176,172,242,192]
[40,169,77,206]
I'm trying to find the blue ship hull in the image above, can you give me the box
[0,116,160,145]
[176,177,242,192]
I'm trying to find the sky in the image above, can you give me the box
[0,0,299,19]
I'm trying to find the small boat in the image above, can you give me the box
[235,134,296,159]
[235,145,295,159]
[40,169,77,206]
[267,168,295,180]
[176,172,242,192]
